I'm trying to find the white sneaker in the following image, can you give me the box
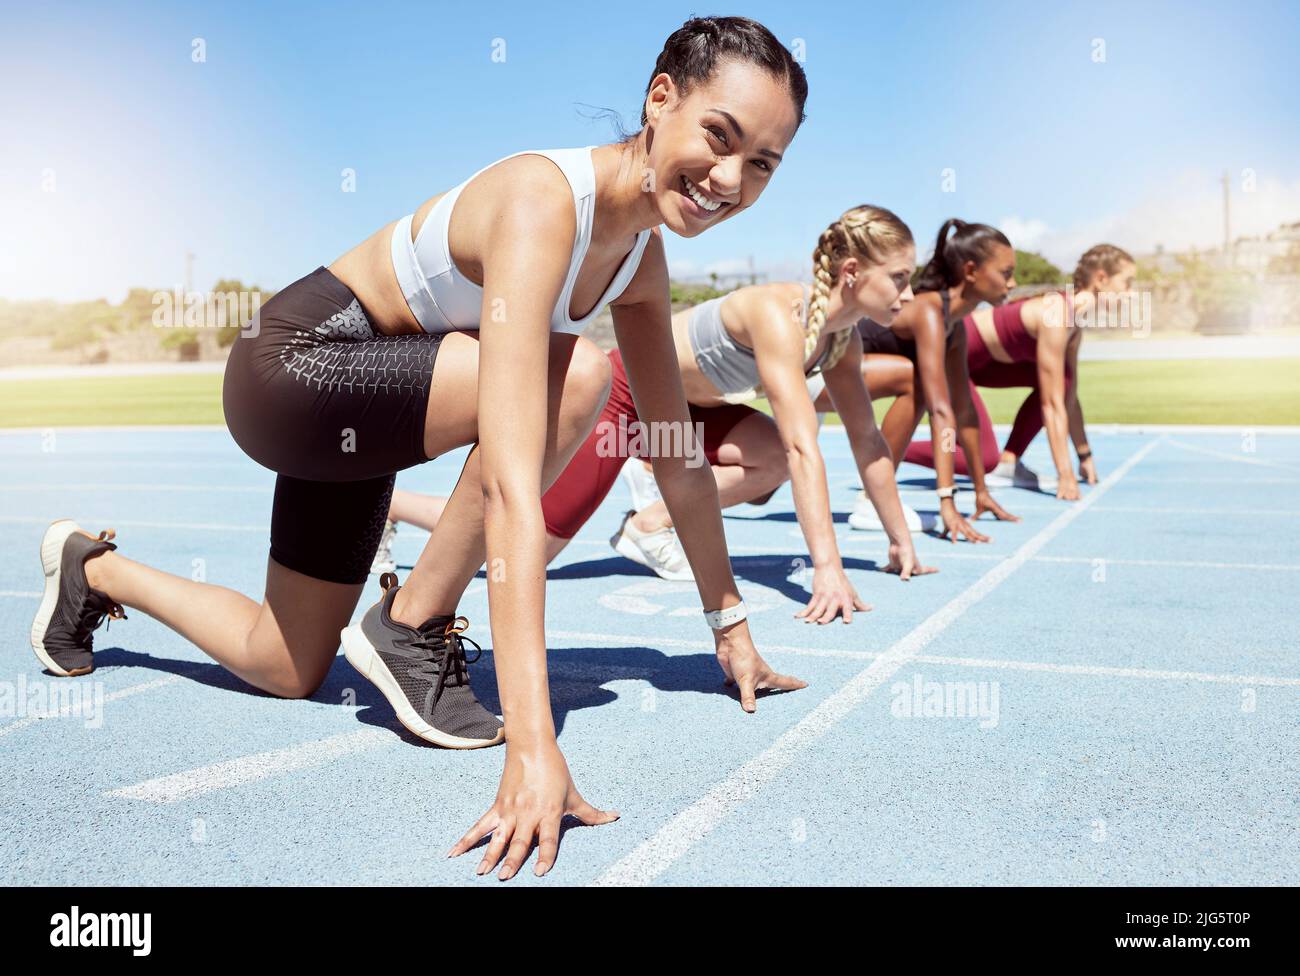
[370,518,397,575]
[848,490,922,532]
[987,459,1057,492]
[620,457,662,512]
[610,511,694,581]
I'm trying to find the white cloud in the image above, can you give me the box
[1000,170,1300,267]
[997,216,1051,253]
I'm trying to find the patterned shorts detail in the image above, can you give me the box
[223,266,446,585]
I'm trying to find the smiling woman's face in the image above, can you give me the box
[643,59,800,238]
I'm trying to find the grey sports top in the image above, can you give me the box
[688,284,834,398]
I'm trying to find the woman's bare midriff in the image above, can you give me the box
[971,294,1047,365]
[327,195,449,337]
[673,282,832,406]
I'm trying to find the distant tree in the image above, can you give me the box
[669,281,731,307]
[209,278,273,348]
[1014,250,1064,285]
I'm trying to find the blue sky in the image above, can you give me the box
[3,0,1298,301]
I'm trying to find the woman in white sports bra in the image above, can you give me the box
[36,16,809,885]
[351,17,810,882]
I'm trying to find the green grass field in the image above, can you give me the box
[0,358,1296,429]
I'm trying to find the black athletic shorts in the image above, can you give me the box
[222,266,444,584]
[858,317,919,362]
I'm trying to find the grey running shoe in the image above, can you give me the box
[341,574,504,749]
[31,519,127,677]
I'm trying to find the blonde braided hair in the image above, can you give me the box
[720,204,914,404]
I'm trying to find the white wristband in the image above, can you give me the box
[936,485,959,500]
[703,600,748,630]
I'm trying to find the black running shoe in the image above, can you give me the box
[341,573,504,749]
[31,519,127,677]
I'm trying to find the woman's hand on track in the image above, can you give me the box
[973,491,1021,523]
[796,564,871,623]
[1079,457,1099,484]
[939,504,991,544]
[885,541,938,580]
[1056,474,1082,501]
[714,622,807,712]
[448,742,618,880]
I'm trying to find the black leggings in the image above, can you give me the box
[222,266,445,584]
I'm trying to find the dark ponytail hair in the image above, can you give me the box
[913,219,1012,294]
[640,17,808,127]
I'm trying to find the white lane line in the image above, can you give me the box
[1,590,42,598]
[1034,555,1300,571]
[891,504,1300,516]
[840,550,1300,572]
[591,437,1161,887]
[0,516,265,532]
[547,630,1300,685]
[556,540,1300,575]
[559,538,831,556]
[1164,438,1300,472]
[1094,505,1300,516]
[1121,476,1300,484]
[548,630,875,662]
[103,729,393,803]
[0,675,182,738]
[909,655,1300,687]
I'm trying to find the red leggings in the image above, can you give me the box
[903,361,1075,474]
[541,348,760,538]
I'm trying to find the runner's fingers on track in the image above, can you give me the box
[977,496,1021,522]
[498,819,541,881]
[756,668,808,694]
[448,808,500,858]
[475,816,516,876]
[736,664,808,712]
[568,798,620,827]
[534,821,562,877]
[793,595,824,621]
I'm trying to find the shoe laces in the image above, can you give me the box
[78,591,127,642]
[409,616,482,709]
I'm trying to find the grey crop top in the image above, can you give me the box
[688,284,834,398]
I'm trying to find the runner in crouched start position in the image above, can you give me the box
[29,16,810,881]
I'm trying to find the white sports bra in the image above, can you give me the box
[390,145,653,336]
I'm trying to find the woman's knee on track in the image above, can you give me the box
[244,627,339,699]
